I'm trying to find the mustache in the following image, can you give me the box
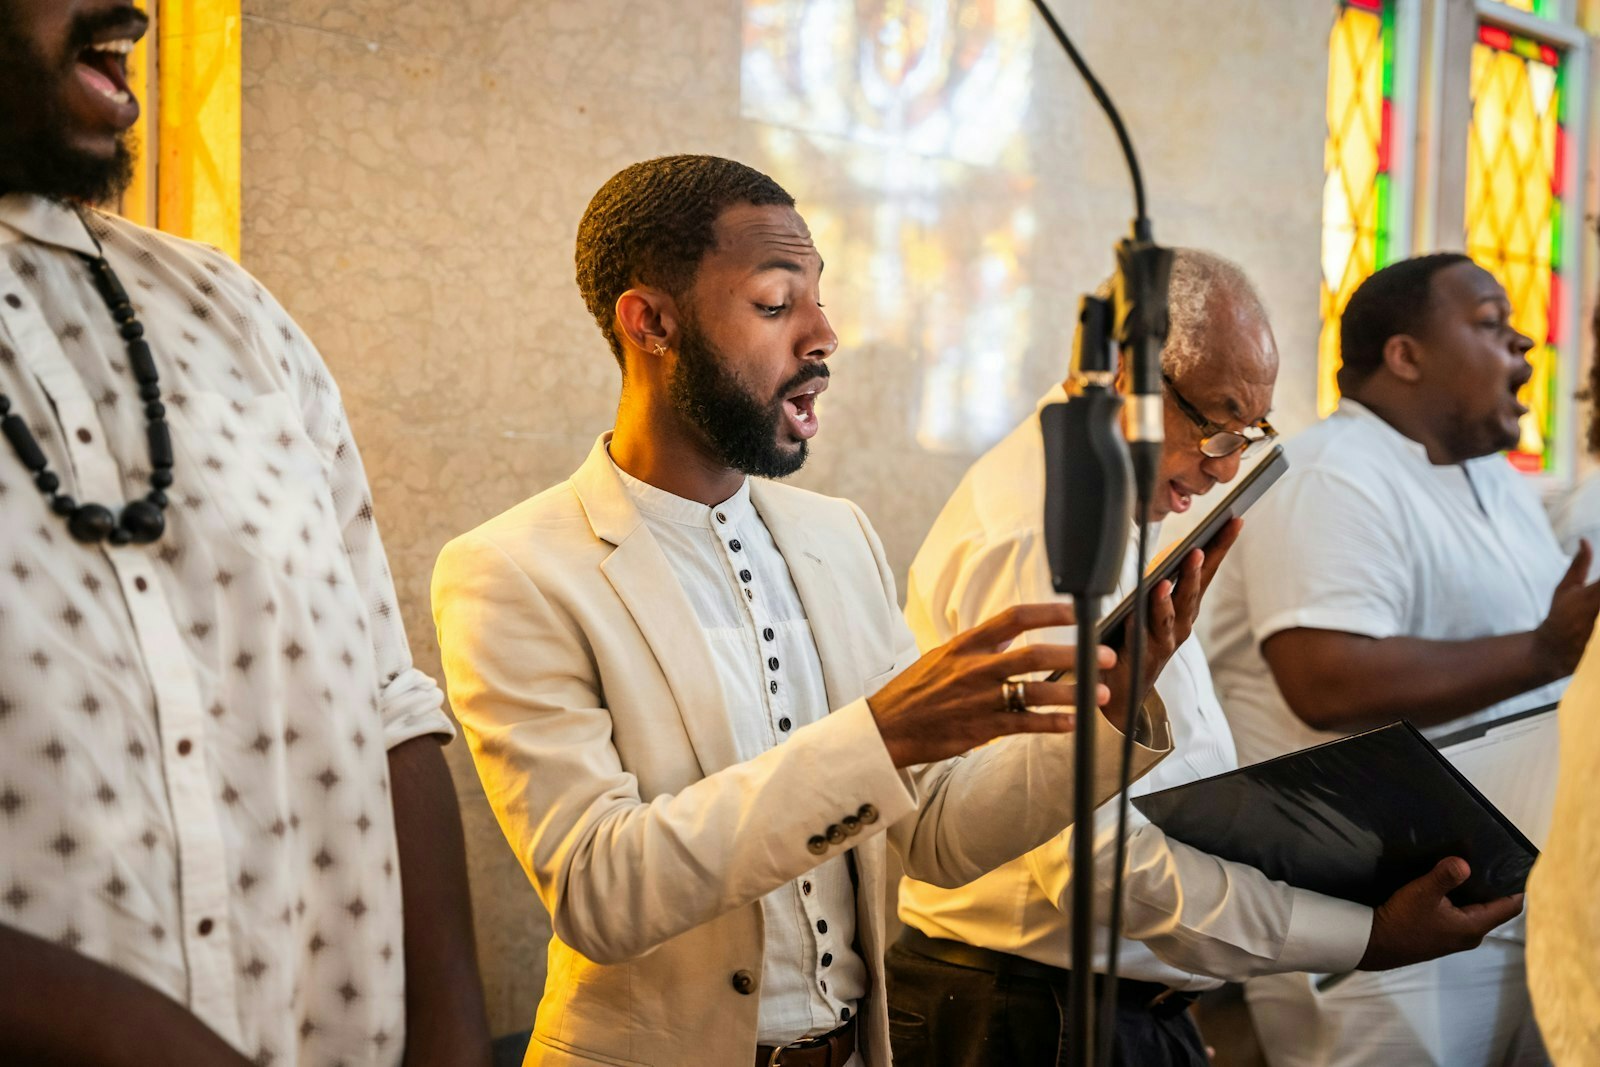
[776,364,829,399]
[65,4,150,56]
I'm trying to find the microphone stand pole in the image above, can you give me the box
[1042,296,1132,1067]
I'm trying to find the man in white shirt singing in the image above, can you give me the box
[888,250,1523,1067]
[431,154,1178,1067]
[1205,252,1599,1065]
[0,2,491,1064]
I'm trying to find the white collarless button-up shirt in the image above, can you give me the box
[611,461,865,1043]
[0,196,452,1066]
[1206,398,1569,767]
[898,388,1369,990]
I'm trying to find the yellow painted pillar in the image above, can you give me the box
[156,0,241,260]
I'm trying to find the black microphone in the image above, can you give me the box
[1043,296,1131,599]
[1113,231,1173,516]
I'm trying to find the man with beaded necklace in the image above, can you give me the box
[0,2,491,1064]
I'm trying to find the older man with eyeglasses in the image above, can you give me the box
[884,249,1521,1067]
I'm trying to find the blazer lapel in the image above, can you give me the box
[572,436,741,778]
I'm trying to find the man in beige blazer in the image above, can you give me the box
[432,155,1180,1067]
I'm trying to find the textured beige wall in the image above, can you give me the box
[238,0,1329,1037]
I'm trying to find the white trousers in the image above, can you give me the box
[1246,937,1547,1067]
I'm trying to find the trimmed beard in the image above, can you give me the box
[0,6,136,204]
[667,317,825,480]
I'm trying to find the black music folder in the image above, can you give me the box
[1131,721,1538,907]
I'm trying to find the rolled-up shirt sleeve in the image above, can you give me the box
[271,293,454,749]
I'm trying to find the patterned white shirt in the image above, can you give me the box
[0,195,453,1067]
[611,459,866,1044]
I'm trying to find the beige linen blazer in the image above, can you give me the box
[431,435,1171,1067]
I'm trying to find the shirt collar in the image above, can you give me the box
[1334,397,1437,466]
[608,451,754,528]
[0,194,102,258]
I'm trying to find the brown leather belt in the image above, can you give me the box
[753,1014,858,1067]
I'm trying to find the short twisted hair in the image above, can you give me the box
[575,155,796,367]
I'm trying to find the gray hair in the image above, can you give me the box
[1163,249,1265,378]
[1092,249,1264,379]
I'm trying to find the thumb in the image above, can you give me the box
[1426,856,1470,895]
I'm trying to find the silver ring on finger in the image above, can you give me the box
[1002,679,1029,714]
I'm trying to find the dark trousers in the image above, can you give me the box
[885,940,1209,1067]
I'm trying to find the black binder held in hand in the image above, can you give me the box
[1131,721,1538,907]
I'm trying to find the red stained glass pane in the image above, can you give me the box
[1480,24,1513,51]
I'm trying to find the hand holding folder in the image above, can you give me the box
[1133,720,1532,970]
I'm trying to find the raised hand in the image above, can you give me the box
[867,603,1116,768]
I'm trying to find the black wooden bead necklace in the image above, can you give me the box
[0,213,172,545]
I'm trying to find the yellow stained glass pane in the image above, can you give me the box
[1319,2,1389,417]
[1465,34,1563,469]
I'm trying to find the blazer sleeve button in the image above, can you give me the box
[841,815,861,836]
[857,803,879,825]
[825,823,846,845]
[731,969,758,995]
[807,835,828,855]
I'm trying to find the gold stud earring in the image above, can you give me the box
[652,343,668,356]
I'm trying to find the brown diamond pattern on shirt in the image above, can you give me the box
[252,732,273,755]
[58,323,83,342]
[346,896,366,921]
[50,832,77,858]
[337,980,359,1008]
[215,569,233,588]
[299,1018,316,1040]
[234,651,254,674]
[61,606,83,630]
[81,572,101,594]
[284,725,301,747]
[269,817,287,838]
[41,739,66,764]
[126,738,145,761]
[312,847,334,871]
[316,767,340,791]
[105,874,126,899]
[308,931,327,955]
[149,923,165,940]
[4,882,30,911]
[0,787,23,817]
[252,1046,273,1067]
[189,621,211,640]
[221,782,240,806]
[95,781,116,805]
[241,956,267,981]
[140,829,157,850]
[284,641,304,663]
[237,869,256,893]
[98,387,119,409]
[380,942,393,964]
[204,456,223,472]
[0,695,12,720]
[29,650,49,670]
[57,926,81,950]
[80,694,99,715]
[208,702,225,719]
[355,813,370,835]
[10,561,29,582]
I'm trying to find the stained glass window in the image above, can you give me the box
[1319,0,1395,418]
[1500,0,1561,17]
[1466,23,1566,472]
